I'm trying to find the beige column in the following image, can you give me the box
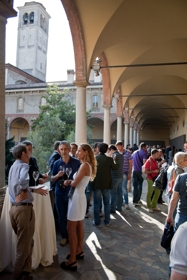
[133,128,137,145]
[0,16,7,187]
[74,81,89,145]
[130,126,133,147]
[124,122,129,148]
[103,105,111,144]
[137,131,140,145]
[117,115,122,141]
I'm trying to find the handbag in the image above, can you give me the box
[153,167,168,191]
[161,223,174,249]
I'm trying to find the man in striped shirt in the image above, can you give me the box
[116,141,132,210]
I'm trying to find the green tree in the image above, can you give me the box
[5,118,15,183]
[32,85,76,140]
[30,85,76,172]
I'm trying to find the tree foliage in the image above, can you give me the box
[32,85,76,140]
[30,85,76,172]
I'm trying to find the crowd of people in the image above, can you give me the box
[7,140,187,279]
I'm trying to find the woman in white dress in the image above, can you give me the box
[60,143,97,271]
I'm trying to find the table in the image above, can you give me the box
[0,186,57,271]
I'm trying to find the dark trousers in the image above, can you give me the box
[55,192,69,239]
[132,170,144,203]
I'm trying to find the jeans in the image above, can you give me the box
[93,189,110,226]
[110,177,123,211]
[174,212,187,232]
[86,182,102,214]
[122,173,128,204]
[132,170,144,203]
[146,179,160,208]
[55,192,69,239]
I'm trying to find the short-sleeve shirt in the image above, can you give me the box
[170,221,187,276]
[144,157,158,180]
[52,156,80,195]
[174,173,187,215]
[111,151,124,179]
[122,150,132,173]
[132,149,148,171]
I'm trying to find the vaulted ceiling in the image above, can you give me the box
[61,0,187,131]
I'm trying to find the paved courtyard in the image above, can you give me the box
[0,181,169,280]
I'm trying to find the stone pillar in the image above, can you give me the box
[74,81,89,144]
[130,126,133,147]
[124,122,129,148]
[117,115,122,141]
[7,124,10,139]
[133,128,137,145]
[103,105,111,144]
[0,16,7,187]
[137,131,139,145]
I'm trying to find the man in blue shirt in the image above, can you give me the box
[9,144,48,280]
[51,141,80,246]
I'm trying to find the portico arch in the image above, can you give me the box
[9,117,30,143]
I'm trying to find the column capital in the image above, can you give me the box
[103,104,112,110]
[74,80,89,87]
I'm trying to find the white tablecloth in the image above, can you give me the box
[0,187,57,271]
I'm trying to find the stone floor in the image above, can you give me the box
[0,181,169,280]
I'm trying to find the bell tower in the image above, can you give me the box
[16,2,50,81]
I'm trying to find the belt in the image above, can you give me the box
[11,202,33,207]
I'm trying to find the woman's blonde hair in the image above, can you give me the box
[80,143,97,181]
[174,152,187,165]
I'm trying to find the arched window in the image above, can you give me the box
[92,95,99,108]
[23,13,28,24]
[17,97,24,112]
[43,18,46,31]
[40,14,43,28]
[30,12,34,24]
[40,97,47,106]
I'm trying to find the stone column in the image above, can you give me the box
[117,115,122,141]
[7,124,10,139]
[74,81,89,144]
[103,105,111,144]
[0,16,7,187]
[130,126,133,147]
[124,122,129,148]
[137,131,139,145]
[133,128,137,145]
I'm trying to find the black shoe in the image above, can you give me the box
[66,251,84,260]
[60,261,77,271]
[158,199,165,204]
[110,210,116,213]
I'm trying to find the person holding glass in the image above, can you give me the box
[60,144,97,271]
[51,141,80,247]
[8,144,48,280]
[22,140,48,187]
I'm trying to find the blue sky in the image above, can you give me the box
[5,0,75,82]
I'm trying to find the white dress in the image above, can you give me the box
[67,162,91,221]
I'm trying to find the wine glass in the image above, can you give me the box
[46,165,51,175]
[66,167,72,180]
[60,166,65,172]
[33,171,39,186]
